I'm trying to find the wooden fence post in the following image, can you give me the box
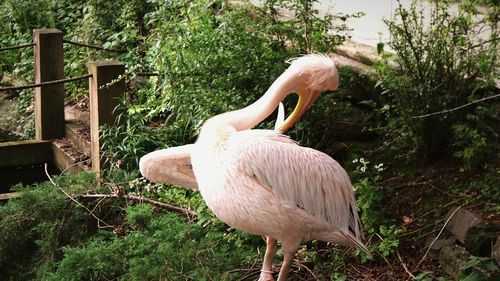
[33,29,65,140]
[87,61,125,173]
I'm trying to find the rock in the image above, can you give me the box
[335,40,381,66]
[464,224,500,257]
[425,236,456,259]
[445,208,483,244]
[0,75,25,99]
[493,237,500,265]
[444,207,500,257]
[330,54,377,78]
[439,245,470,279]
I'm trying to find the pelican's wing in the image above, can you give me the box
[139,144,198,189]
[228,130,363,239]
[139,105,288,190]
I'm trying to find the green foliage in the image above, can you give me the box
[351,157,403,257]
[64,0,152,102]
[0,0,152,139]
[451,105,497,170]
[377,0,498,164]
[257,0,361,53]
[98,0,353,170]
[0,173,97,280]
[458,256,499,281]
[351,157,386,233]
[144,0,290,126]
[0,173,261,281]
[100,118,161,171]
[41,205,258,281]
[414,272,451,281]
[377,225,403,257]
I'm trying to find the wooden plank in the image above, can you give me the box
[0,164,59,194]
[0,140,52,168]
[52,140,90,174]
[87,61,125,172]
[34,29,65,140]
[0,192,20,201]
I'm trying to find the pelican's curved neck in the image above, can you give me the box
[204,68,303,133]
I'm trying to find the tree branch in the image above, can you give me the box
[412,93,500,119]
[79,193,197,218]
[44,164,114,229]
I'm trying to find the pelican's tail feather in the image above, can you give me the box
[340,230,372,258]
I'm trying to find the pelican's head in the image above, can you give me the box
[277,54,339,132]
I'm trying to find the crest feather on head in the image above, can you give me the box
[287,54,339,91]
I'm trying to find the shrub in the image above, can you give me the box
[0,173,98,280]
[101,0,355,170]
[350,157,402,257]
[41,204,259,281]
[0,173,260,281]
[377,0,498,164]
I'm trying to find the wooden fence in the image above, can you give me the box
[0,28,125,185]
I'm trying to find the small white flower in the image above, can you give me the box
[375,163,384,171]
[360,166,367,172]
[352,159,359,163]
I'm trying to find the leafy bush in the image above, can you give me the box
[350,157,402,257]
[377,0,498,164]
[63,0,152,102]
[0,0,151,138]
[451,105,498,170]
[100,0,355,170]
[0,173,98,280]
[143,0,291,123]
[41,205,258,281]
[0,173,261,281]
[458,256,499,281]
[256,0,362,53]
[100,118,162,171]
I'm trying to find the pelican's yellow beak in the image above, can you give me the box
[277,89,321,133]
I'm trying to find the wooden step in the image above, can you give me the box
[65,121,91,157]
[52,138,90,174]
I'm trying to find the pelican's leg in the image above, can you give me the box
[258,236,277,281]
[276,250,295,281]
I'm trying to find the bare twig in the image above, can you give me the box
[230,251,263,280]
[80,193,197,218]
[293,261,317,279]
[374,233,395,271]
[462,36,500,52]
[412,93,500,119]
[59,159,91,175]
[414,202,468,271]
[0,192,21,200]
[63,39,127,53]
[396,250,415,280]
[413,197,466,222]
[44,163,113,228]
[136,72,160,77]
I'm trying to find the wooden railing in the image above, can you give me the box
[0,29,126,190]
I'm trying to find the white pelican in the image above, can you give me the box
[140,54,370,281]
